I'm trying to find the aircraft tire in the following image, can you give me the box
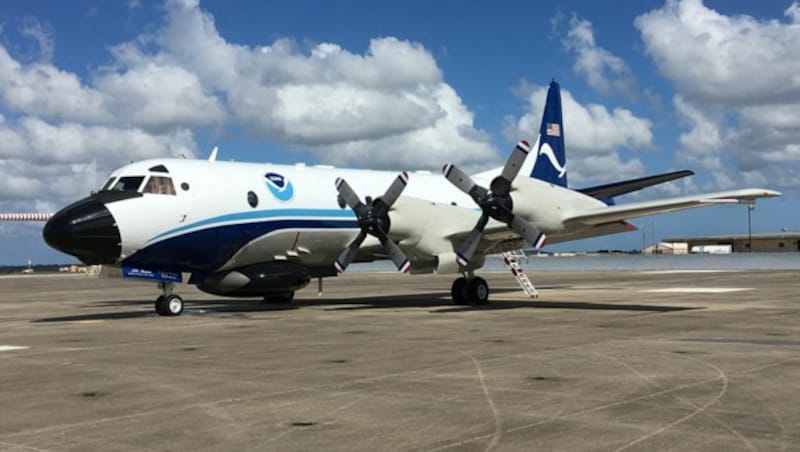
[154,295,166,316]
[163,294,184,316]
[451,277,468,305]
[467,277,489,305]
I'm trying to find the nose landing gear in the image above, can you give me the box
[155,281,184,316]
[450,273,489,305]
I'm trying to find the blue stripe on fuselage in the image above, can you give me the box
[149,208,356,243]
[124,217,358,273]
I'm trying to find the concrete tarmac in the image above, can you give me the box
[0,270,798,451]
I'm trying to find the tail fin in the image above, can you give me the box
[529,80,567,187]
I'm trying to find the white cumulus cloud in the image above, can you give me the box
[0,0,499,222]
[636,0,800,192]
[563,16,636,99]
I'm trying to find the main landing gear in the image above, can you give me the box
[154,281,184,316]
[451,273,489,305]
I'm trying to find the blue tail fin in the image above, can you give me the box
[530,80,567,187]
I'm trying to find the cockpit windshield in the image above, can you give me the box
[143,176,176,195]
[110,176,145,192]
[101,177,116,191]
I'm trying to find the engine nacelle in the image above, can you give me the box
[197,262,310,297]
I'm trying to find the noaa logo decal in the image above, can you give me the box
[538,142,567,178]
[265,172,294,202]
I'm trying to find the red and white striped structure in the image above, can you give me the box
[0,213,53,222]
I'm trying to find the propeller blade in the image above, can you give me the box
[378,172,409,209]
[499,140,531,187]
[334,229,368,273]
[455,212,489,267]
[374,229,411,273]
[334,173,412,274]
[508,215,546,248]
[442,164,479,197]
[335,178,368,218]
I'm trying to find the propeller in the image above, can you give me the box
[442,140,546,267]
[334,172,412,274]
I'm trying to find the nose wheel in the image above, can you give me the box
[155,282,184,316]
[451,276,489,305]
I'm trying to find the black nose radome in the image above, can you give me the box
[43,197,121,265]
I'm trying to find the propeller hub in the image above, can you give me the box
[489,176,511,198]
[483,194,514,224]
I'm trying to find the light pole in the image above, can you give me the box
[651,221,657,254]
[642,228,646,253]
[747,203,754,252]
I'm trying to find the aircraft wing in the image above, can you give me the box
[562,188,781,226]
[577,170,694,201]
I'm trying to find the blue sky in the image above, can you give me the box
[0,0,798,264]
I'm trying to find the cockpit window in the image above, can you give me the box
[111,176,145,192]
[143,176,176,195]
[149,164,169,173]
[101,177,117,191]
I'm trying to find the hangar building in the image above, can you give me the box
[661,232,800,253]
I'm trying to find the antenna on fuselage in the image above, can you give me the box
[208,146,218,162]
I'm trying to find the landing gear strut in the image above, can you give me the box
[450,273,489,305]
[154,281,184,316]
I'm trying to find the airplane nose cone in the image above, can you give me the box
[43,196,121,265]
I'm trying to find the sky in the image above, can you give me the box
[0,0,798,264]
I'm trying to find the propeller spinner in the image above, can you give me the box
[442,140,546,267]
[334,173,411,273]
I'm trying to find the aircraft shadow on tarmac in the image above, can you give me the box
[33,290,698,323]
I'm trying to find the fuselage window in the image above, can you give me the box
[111,176,145,192]
[101,177,117,191]
[247,191,258,208]
[143,176,177,195]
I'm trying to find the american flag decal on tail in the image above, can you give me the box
[546,123,560,137]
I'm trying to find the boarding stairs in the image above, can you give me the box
[501,249,538,298]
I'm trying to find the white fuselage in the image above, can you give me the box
[101,158,606,276]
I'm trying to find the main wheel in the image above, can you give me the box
[466,277,489,305]
[163,294,184,316]
[263,291,295,304]
[154,295,166,316]
[451,277,467,305]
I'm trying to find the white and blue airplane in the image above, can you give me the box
[42,81,780,316]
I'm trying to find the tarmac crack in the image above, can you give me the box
[613,358,730,451]
[593,351,755,452]
[432,356,800,451]
[462,351,502,452]
[0,439,53,452]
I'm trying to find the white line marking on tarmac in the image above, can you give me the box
[642,287,752,293]
[0,345,29,352]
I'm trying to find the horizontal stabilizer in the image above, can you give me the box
[578,170,694,201]
[564,188,781,226]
